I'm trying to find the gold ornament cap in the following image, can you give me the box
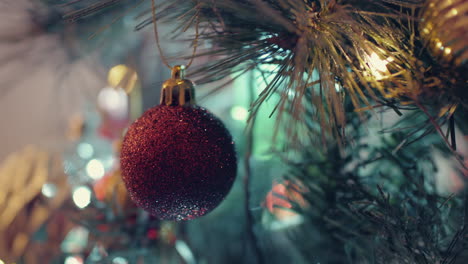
[160,65,196,106]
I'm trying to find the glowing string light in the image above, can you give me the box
[97,87,129,119]
[86,159,105,180]
[112,257,129,264]
[72,186,92,209]
[41,183,57,198]
[365,52,394,80]
[77,143,94,159]
[230,106,249,122]
[64,256,83,264]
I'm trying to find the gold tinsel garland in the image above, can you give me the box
[0,146,71,264]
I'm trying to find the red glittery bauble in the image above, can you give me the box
[120,105,237,220]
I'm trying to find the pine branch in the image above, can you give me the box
[279,95,468,263]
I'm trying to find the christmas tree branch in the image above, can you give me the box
[243,70,265,264]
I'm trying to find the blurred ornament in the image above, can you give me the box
[97,64,142,141]
[433,135,468,194]
[265,180,308,221]
[121,66,237,220]
[420,0,468,67]
[98,119,129,141]
[107,64,139,94]
[98,87,129,121]
[64,111,116,186]
[97,85,129,141]
[146,228,159,240]
[64,65,137,185]
[160,222,177,245]
[93,168,135,214]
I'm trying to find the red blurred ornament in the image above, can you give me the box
[265,180,308,220]
[97,224,110,233]
[121,66,237,221]
[147,228,159,240]
[97,87,130,141]
[98,118,129,141]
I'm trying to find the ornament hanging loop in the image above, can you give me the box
[171,65,185,79]
[151,0,200,70]
[160,65,196,106]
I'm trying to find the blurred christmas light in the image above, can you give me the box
[77,143,94,159]
[97,87,129,120]
[102,155,116,168]
[444,47,452,55]
[0,259,4,264]
[450,8,458,17]
[41,183,57,198]
[61,227,89,253]
[112,257,129,264]
[175,240,196,264]
[72,186,92,209]
[269,215,304,230]
[64,256,83,264]
[335,83,342,92]
[89,244,108,261]
[86,159,105,180]
[365,52,394,80]
[230,106,249,121]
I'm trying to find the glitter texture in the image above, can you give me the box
[120,105,237,220]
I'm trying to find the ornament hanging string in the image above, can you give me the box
[150,0,200,69]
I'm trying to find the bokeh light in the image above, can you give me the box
[64,256,83,264]
[72,186,92,209]
[365,52,394,80]
[112,257,129,264]
[230,106,249,122]
[97,87,128,119]
[86,159,105,180]
[77,143,94,159]
[41,183,57,198]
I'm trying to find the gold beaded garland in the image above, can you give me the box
[420,0,468,67]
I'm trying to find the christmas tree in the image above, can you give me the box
[0,0,467,263]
